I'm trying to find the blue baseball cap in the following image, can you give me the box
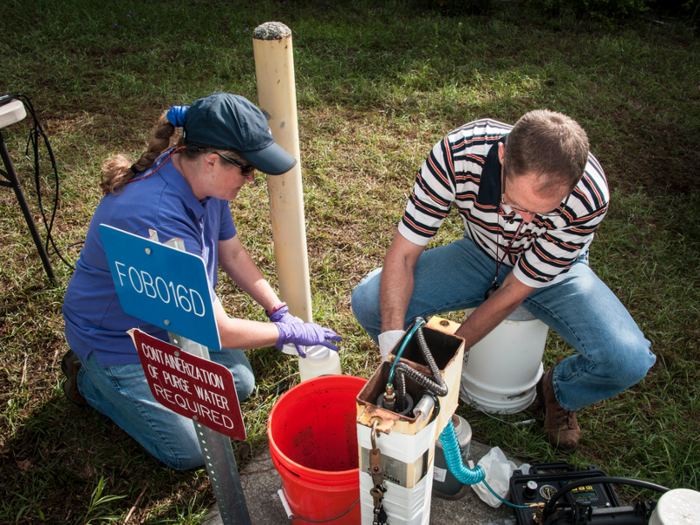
[180,93,297,175]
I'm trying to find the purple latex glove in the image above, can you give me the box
[274,321,342,357]
[267,305,300,325]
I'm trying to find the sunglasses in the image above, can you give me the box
[206,149,255,176]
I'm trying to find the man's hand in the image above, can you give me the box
[378,330,404,361]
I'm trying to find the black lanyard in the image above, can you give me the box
[484,221,524,300]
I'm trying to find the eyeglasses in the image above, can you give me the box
[501,167,569,217]
[207,149,255,176]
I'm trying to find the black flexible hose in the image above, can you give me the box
[395,326,448,412]
[542,476,670,519]
[415,325,447,392]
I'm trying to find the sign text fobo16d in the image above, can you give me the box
[113,260,207,317]
[99,224,221,350]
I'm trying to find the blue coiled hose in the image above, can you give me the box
[439,419,531,509]
[439,419,485,485]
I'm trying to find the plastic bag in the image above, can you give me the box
[470,446,530,508]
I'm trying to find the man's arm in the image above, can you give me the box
[379,232,425,332]
[218,235,282,313]
[454,270,535,347]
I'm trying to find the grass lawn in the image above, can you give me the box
[1,0,699,523]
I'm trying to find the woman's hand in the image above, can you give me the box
[274,322,342,357]
[266,304,300,325]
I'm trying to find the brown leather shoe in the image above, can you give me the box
[537,366,580,451]
[61,350,88,407]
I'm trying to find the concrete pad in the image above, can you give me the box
[203,440,518,525]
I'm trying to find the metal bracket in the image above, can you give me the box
[164,236,251,525]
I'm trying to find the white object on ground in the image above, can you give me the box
[649,488,700,525]
[471,446,530,508]
[276,489,294,519]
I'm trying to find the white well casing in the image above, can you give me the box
[355,317,465,525]
[359,470,433,525]
[357,419,438,524]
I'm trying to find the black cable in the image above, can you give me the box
[542,476,670,518]
[20,93,72,269]
[57,241,85,253]
[3,92,78,271]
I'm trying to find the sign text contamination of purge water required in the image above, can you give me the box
[99,224,221,350]
[131,329,245,441]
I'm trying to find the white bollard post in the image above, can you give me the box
[252,22,313,322]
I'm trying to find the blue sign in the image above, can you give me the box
[100,224,221,350]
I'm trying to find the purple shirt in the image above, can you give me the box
[63,149,236,365]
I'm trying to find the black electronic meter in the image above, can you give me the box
[509,462,660,525]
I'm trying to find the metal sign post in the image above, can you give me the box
[101,225,251,525]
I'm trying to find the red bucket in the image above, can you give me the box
[268,375,366,524]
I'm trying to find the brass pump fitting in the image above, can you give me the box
[384,384,395,404]
[533,502,546,524]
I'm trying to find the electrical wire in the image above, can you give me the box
[476,408,536,426]
[2,92,80,271]
[542,476,669,517]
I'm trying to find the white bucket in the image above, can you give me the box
[459,306,547,414]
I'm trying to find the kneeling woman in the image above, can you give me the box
[62,93,340,470]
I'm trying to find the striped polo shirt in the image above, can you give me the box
[398,118,609,288]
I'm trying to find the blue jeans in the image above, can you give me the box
[76,348,255,470]
[351,236,655,411]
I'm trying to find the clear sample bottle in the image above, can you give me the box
[298,344,341,382]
